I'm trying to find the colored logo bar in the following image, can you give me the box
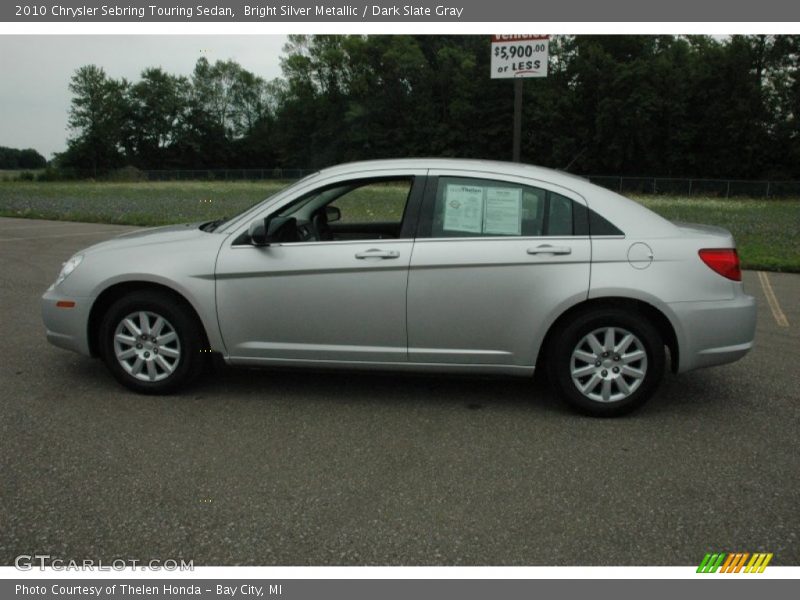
[697,552,773,573]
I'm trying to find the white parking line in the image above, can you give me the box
[0,230,133,242]
[757,271,790,327]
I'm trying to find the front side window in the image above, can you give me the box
[424,176,582,238]
[266,176,415,243]
[329,180,412,224]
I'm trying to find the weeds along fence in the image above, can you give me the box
[8,167,800,197]
[137,170,800,197]
[586,176,800,198]
[143,168,317,182]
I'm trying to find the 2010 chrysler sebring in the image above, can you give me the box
[42,159,756,416]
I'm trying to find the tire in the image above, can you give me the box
[98,290,208,394]
[546,308,665,417]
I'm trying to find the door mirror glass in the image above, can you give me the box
[265,216,296,242]
[248,216,300,246]
[249,216,297,245]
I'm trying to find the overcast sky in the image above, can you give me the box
[0,35,288,159]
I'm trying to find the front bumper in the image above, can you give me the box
[41,287,94,357]
[670,293,757,373]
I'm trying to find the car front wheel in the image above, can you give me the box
[547,308,665,416]
[98,290,207,394]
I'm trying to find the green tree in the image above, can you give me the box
[0,146,47,169]
[122,68,190,168]
[62,65,127,175]
[190,57,272,140]
[55,35,800,179]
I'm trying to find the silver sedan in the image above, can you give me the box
[42,159,756,416]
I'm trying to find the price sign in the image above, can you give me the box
[490,35,549,79]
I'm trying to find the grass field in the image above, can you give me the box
[0,180,797,272]
[631,195,800,272]
[0,181,281,226]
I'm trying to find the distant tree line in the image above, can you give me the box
[58,35,800,179]
[0,146,47,169]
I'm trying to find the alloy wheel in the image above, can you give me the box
[569,326,648,403]
[113,311,181,382]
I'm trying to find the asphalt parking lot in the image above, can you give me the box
[0,217,798,566]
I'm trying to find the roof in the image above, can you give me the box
[316,158,590,189]
[313,158,674,235]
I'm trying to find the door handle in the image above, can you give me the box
[527,245,572,255]
[355,249,400,259]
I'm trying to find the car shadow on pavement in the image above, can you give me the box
[201,363,566,412]
[61,353,745,420]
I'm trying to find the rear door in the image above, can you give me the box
[407,172,591,366]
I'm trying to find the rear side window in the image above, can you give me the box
[546,192,574,236]
[572,201,625,236]
[589,211,624,236]
[422,177,586,238]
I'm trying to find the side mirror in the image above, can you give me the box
[248,219,267,246]
[266,216,296,241]
[325,205,341,223]
[249,216,297,246]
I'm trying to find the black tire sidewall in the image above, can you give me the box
[548,308,665,417]
[99,291,205,394]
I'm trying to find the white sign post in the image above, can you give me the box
[491,35,550,162]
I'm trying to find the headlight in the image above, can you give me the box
[53,254,84,287]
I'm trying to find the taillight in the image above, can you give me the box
[698,248,741,281]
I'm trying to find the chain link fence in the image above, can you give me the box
[586,175,800,198]
[143,168,316,182]
[143,170,800,197]
[12,167,800,197]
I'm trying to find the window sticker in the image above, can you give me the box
[484,187,522,235]
[442,184,484,233]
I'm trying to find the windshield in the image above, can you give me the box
[202,172,320,233]
[276,183,356,218]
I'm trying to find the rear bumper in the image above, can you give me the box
[670,293,756,373]
[41,287,93,357]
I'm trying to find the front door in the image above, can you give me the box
[215,175,424,364]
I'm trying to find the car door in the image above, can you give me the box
[407,172,591,367]
[215,172,426,364]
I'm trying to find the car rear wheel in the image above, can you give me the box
[547,308,665,416]
[99,290,207,394]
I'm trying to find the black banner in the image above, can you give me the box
[4,579,797,600]
[4,0,800,22]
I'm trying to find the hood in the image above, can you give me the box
[81,222,209,255]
